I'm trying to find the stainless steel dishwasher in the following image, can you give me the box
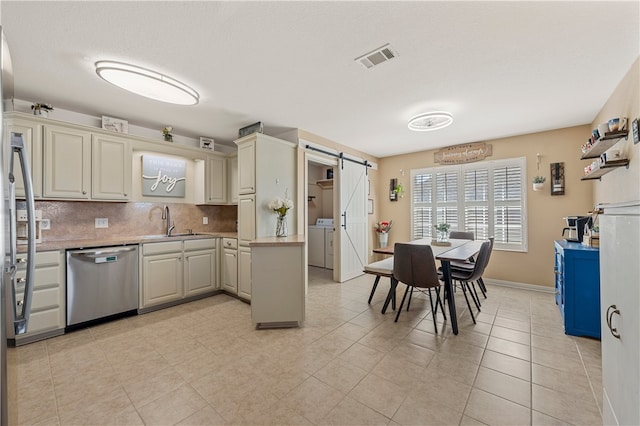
[66,245,139,327]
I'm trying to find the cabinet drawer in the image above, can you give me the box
[184,238,216,251]
[16,250,61,269]
[142,241,182,255]
[22,308,62,334]
[222,238,238,250]
[16,264,63,289]
[16,286,62,311]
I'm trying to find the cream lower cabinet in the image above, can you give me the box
[13,250,66,346]
[92,134,131,201]
[3,116,43,198]
[184,239,218,297]
[141,241,183,309]
[141,239,219,311]
[238,246,252,301]
[43,124,92,199]
[222,238,238,294]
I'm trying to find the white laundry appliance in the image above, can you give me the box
[308,218,334,269]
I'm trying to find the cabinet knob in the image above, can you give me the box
[16,300,23,307]
[124,193,127,197]
[17,278,26,284]
[82,191,87,195]
[17,257,27,264]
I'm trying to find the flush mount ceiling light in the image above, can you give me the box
[95,61,199,105]
[408,111,453,131]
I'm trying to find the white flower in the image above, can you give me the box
[268,196,293,216]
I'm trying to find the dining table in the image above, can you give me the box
[372,238,484,335]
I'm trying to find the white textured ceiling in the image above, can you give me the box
[1,1,638,158]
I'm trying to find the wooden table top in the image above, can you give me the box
[373,238,471,257]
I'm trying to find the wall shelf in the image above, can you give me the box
[581,130,629,159]
[581,159,630,180]
[316,179,333,189]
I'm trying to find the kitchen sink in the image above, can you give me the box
[141,233,200,239]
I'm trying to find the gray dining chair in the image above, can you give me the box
[449,240,492,323]
[449,231,474,240]
[451,237,494,299]
[392,243,445,333]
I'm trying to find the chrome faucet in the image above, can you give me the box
[161,205,175,236]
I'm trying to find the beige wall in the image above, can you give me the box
[592,57,640,204]
[377,126,594,288]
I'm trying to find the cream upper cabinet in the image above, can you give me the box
[205,155,227,204]
[229,155,238,204]
[237,140,255,194]
[92,134,131,201]
[43,124,91,199]
[4,117,43,199]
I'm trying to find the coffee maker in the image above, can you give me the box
[562,216,592,243]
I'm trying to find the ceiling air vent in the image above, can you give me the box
[355,43,397,69]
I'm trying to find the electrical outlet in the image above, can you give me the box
[203,217,208,225]
[95,218,109,228]
[41,219,51,230]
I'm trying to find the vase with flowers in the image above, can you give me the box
[162,126,173,142]
[434,223,451,243]
[374,220,393,248]
[268,191,294,237]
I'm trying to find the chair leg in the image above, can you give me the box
[427,289,438,334]
[391,277,396,310]
[368,275,381,304]
[460,282,476,324]
[466,282,481,311]
[478,277,488,297]
[407,287,414,311]
[435,287,446,320]
[471,281,483,306]
[394,285,411,322]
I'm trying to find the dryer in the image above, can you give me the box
[308,218,334,269]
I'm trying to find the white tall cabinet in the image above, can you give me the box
[600,201,640,426]
[234,133,297,301]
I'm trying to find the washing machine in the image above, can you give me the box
[308,218,334,269]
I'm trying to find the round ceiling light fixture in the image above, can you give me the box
[95,61,199,105]
[408,111,453,131]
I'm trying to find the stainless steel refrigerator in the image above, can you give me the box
[0,26,37,426]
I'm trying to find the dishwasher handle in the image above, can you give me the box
[69,246,138,259]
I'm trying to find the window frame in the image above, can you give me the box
[410,157,528,252]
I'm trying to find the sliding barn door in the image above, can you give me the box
[337,159,368,282]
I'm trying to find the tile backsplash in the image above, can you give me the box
[27,201,237,241]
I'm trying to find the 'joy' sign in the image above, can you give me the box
[142,155,186,197]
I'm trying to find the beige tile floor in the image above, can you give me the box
[7,267,602,425]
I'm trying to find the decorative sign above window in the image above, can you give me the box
[434,142,493,164]
[142,155,186,197]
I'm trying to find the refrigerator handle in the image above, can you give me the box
[9,132,36,335]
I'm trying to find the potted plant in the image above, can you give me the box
[374,220,393,248]
[31,103,53,117]
[532,175,546,191]
[434,223,451,243]
[394,183,405,199]
[162,126,174,142]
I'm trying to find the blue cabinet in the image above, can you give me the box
[554,240,601,339]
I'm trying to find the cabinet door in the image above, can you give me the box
[238,194,256,245]
[237,141,255,194]
[141,252,183,308]
[600,214,640,425]
[229,155,238,204]
[92,134,131,200]
[184,249,217,296]
[222,248,238,294]
[43,124,91,199]
[206,155,227,204]
[4,117,43,198]
[238,246,251,300]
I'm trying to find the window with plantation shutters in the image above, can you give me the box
[411,157,527,251]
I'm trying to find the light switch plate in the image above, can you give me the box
[40,219,51,230]
[203,217,208,225]
[95,218,109,228]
